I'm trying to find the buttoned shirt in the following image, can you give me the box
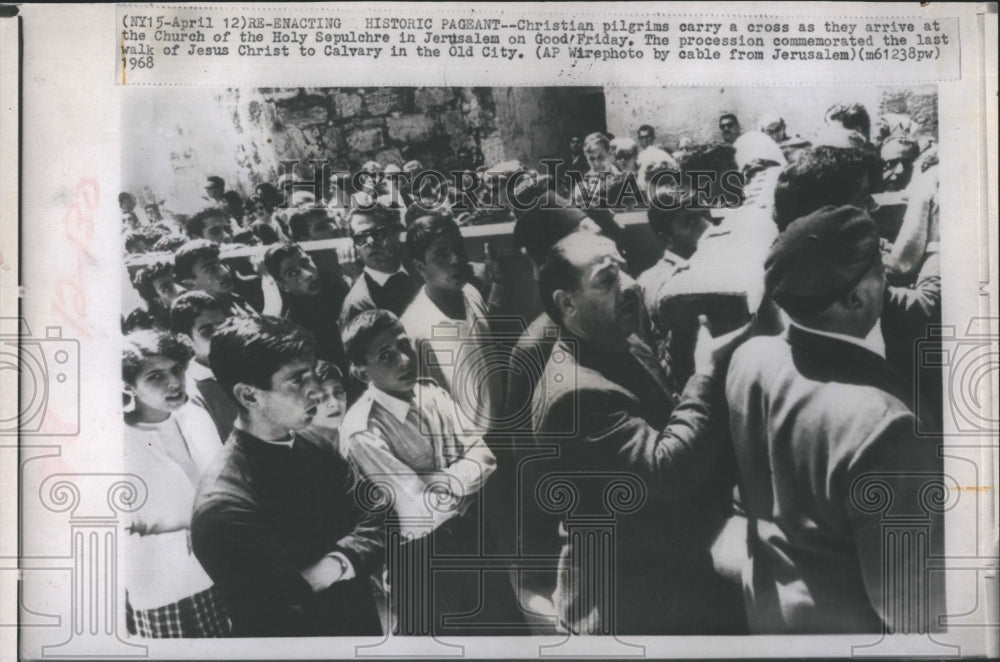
[340,381,496,539]
[401,284,502,434]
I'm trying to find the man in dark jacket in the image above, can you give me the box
[531,232,750,635]
[191,316,384,637]
[338,207,418,328]
[264,242,351,374]
[725,205,945,633]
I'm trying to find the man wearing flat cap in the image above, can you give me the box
[725,205,944,634]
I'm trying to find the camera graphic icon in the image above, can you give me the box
[915,317,998,436]
[415,316,578,437]
[0,317,80,436]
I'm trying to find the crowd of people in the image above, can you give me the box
[121,99,944,639]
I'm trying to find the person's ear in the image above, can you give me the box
[233,383,258,409]
[840,286,864,313]
[552,289,575,321]
[411,257,427,281]
[350,363,370,385]
[123,382,137,399]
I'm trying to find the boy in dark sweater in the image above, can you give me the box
[191,315,384,637]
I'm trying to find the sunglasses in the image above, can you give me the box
[351,225,397,246]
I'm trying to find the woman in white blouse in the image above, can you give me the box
[122,330,229,637]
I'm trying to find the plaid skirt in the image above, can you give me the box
[126,586,230,638]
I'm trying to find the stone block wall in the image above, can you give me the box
[603,84,937,152]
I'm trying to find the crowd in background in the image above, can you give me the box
[121,99,944,639]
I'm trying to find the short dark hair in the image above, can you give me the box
[173,239,220,281]
[255,182,282,208]
[231,228,259,246]
[152,234,188,253]
[537,233,599,325]
[122,329,194,386]
[314,359,344,385]
[347,205,399,234]
[719,113,739,126]
[826,103,871,142]
[288,208,329,242]
[169,291,224,337]
[342,309,403,367]
[647,188,702,239]
[638,124,655,135]
[773,146,880,232]
[118,192,136,207]
[223,190,243,209]
[679,141,738,176]
[124,231,148,254]
[209,316,316,408]
[250,221,280,245]
[512,192,589,265]
[130,260,174,305]
[186,207,228,239]
[406,212,460,263]
[263,242,305,281]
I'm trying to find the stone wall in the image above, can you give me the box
[603,84,937,151]
[123,84,936,212]
[124,87,511,211]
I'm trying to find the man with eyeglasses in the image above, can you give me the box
[338,206,418,330]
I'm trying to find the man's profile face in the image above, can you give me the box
[584,143,609,171]
[151,273,186,309]
[880,141,918,191]
[637,130,654,149]
[201,214,233,244]
[190,255,234,296]
[418,230,470,294]
[306,212,339,241]
[854,254,887,334]
[349,212,402,273]
[763,121,787,143]
[277,250,320,297]
[253,357,322,431]
[561,237,641,343]
[720,117,741,144]
[189,308,228,363]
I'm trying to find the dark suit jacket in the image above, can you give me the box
[191,429,384,637]
[337,270,418,329]
[281,271,351,374]
[726,325,945,633]
[531,334,739,634]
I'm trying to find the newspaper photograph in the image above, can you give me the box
[2,2,997,660]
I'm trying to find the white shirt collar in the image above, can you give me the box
[406,284,477,327]
[187,359,214,382]
[233,418,295,448]
[368,384,414,423]
[364,266,407,287]
[790,320,886,359]
[660,248,688,269]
